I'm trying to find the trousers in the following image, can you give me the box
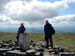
[45,34,53,48]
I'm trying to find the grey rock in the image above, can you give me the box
[60,47,65,52]
[35,52,43,56]
[35,52,41,56]
[59,52,75,56]
[0,48,10,52]
[26,49,36,54]
[6,50,26,56]
[19,33,30,51]
[35,48,44,52]
[26,49,36,56]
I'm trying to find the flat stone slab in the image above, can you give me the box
[35,48,44,52]
[26,49,36,54]
[6,50,26,56]
[35,52,43,56]
[59,52,75,56]
[7,50,26,54]
[15,46,20,50]
[0,48,10,52]
[26,49,36,56]
[43,48,59,56]
[48,48,59,52]
[43,49,50,56]
[35,52,41,56]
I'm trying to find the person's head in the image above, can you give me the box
[20,23,24,27]
[46,20,49,24]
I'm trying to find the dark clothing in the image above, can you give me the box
[16,27,25,41]
[45,34,53,48]
[44,23,54,48]
[44,23,53,35]
[18,27,25,33]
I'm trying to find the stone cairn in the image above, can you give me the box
[0,34,75,56]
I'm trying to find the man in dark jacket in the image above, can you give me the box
[44,20,55,48]
[16,23,25,42]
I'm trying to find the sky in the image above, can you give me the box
[0,0,75,28]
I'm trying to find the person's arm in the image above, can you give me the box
[17,28,20,33]
[44,25,45,33]
[23,27,25,33]
[24,27,26,32]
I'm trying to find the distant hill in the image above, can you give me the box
[0,26,75,33]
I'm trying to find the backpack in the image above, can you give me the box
[52,27,55,35]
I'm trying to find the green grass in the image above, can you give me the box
[0,32,75,51]
[0,32,16,42]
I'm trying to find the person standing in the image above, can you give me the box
[16,23,25,42]
[44,20,55,48]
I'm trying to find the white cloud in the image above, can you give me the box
[46,14,75,26]
[4,0,69,21]
[63,0,75,3]
[0,0,75,27]
[0,14,11,22]
[1,14,75,27]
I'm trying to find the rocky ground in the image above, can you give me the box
[0,40,75,56]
